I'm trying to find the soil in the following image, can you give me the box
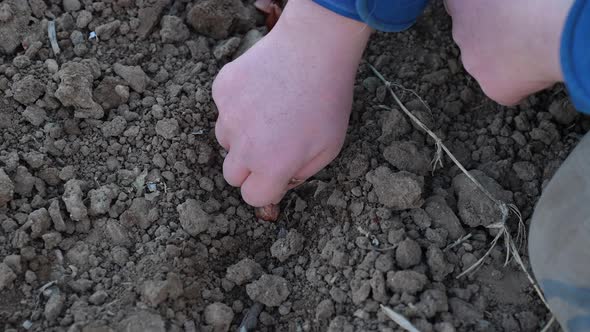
[0,1,587,332]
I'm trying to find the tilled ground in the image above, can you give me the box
[0,1,586,331]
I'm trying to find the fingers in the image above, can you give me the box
[215,120,230,151]
[223,149,250,187]
[443,0,452,16]
[240,170,291,207]
[443,0,458,16]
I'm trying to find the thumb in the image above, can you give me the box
[240,170,292,207]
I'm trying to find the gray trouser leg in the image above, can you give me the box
[530,133,590,332]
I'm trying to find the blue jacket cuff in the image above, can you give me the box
[561,0,590,114]
[313,0,429,32]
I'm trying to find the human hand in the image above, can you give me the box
[445,0,574,105]
[213,0,371,207]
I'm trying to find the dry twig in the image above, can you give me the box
[380,305,422,332]
[369,64,551,319]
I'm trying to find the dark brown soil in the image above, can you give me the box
[0,1,586,331]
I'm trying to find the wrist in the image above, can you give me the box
[274,0,372,65]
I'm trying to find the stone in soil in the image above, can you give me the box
[42,232,62,250]
[549,97,578,125]
[383,141,431,175]
[88,185,118,216]
[155,118,180,139]
[94,76,128,110]
[386,270,428,294]
[119,198,158,230]
[141,280,169,307]
[395,238,422,269]
[213,37,241,60]
[160,15,189,43]
[63,0,81,12]
[105,220,131,247]
[366,167,424,210]
[66,241,90,270]
[120,310,166,332]
[370,270,388,303]
[48,199,66,232]
[350,278,371,305]
[3,255,21,274]
[76,10,92,28]
[113,63,149,93]
[95,20,121,40]
[89,290,108,305]
[453,170,513,227]
[449,297,483,322]
[44,292,65,321]
[417,289,449,318]
[62,179,87,222]
[13,166,35,197]
[315,299,335,321]
[270,229,305,262]
[204,302,234,332]
[22,105,47,126]
[22,151,45,169]
[186,0,254,39]
[512,161,538,182]
[186,36,210,61]
[226,258,263,285]
[424,196,465,241]
[327,316,354,332]
[55,62,104,119]
[427,246,453,281]
[246,274,290,307]
[101,116,128,138]
[177,199,212,236]
[12,75,45,105]
[0,263,17,290]
[0,0,41,54]
[29,208,51,238]
[0,168,14,207]
[379,108,411,142]
[137,0,171,39]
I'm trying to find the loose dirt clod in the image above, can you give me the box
[0,168,14,207]
[55,62,104,119]
[246,274,290,307]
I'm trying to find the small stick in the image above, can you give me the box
[444,233,473,252]
[48,21,60,55]
[381,304,421,332]
[540,316,556,332]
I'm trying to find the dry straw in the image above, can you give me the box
[369,64,553,330]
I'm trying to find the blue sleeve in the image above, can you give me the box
[561,0,590,114]
[313,0,429,32]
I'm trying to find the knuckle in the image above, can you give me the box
[222,158,242,187]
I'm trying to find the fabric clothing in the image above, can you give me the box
[561,0,590,113]
[312,0,429,32]
[530,132,590,332]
